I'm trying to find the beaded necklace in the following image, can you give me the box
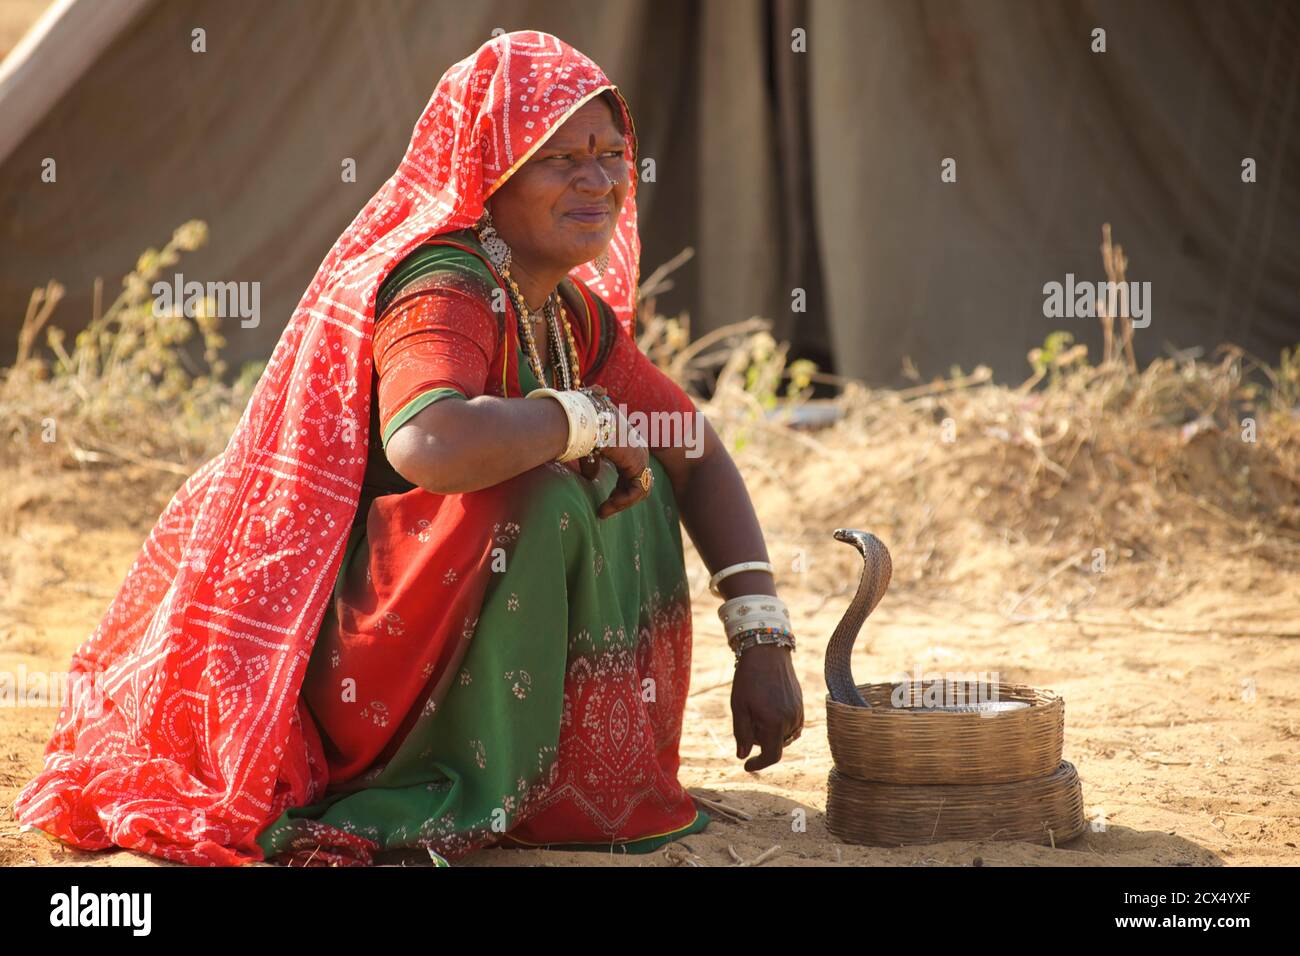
[500,268,583,391]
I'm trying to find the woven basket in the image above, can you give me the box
[826,680,1064,785]
[826,760,1087,847]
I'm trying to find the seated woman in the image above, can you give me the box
[13,30,803,867]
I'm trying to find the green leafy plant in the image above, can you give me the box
[1027,331,1089,387]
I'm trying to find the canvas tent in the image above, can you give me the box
[0,0,1296,386]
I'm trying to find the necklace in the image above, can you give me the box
[470,221,583,390]
[501,270,582,390]
[545,301,572,388]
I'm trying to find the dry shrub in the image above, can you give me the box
[0,221,261,473]
[645,228,1300,615]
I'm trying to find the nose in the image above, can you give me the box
[572,156,617,196]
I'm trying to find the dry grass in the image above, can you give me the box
[641,226,1300,616]
[0,221,262,474]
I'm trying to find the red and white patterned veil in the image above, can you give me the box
[13,30,641,865]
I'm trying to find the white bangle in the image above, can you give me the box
[527,388,598,461]
[717,593,791,640]
[708,560,774,597]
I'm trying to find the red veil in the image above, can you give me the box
[13,31,642,865]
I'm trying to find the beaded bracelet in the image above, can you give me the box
[731,625,796,662]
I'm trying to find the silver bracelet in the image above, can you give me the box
[578,386,618,451]
[708,560,774,597]
[732,629,796,663]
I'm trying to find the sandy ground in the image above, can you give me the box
[1,459,1297,868]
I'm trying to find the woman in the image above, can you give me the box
[13,31,802,866]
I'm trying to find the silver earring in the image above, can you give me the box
[593,249,609,278]
[475,206,512,274]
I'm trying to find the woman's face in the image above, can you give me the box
[486,96,629,276]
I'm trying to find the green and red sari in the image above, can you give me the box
[254,232,709,865]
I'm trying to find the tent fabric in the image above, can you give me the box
[0,0,152,165]
[808,0,1300,382]
[0,0,1296,386]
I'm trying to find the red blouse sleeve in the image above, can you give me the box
[373,286,499,446]
[587,300,698,420]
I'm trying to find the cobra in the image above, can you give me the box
[825,529,1028,714]
[824,528,893,708]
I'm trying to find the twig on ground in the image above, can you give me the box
[689,790,752,823]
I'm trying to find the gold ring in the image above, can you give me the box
[637,466,653,493]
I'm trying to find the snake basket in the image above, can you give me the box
[826,680,1065,785]
[825,761,1086,847]
[821,530,1086,848]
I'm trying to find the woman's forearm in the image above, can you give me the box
[385,395,569,494]
[390,395,778,604]
[676,449,778,599]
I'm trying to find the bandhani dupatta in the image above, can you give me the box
[13,31,642,866]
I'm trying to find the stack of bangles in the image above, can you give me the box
[526,386,618,461]
[710,561,796,663]
[527,387,656,495]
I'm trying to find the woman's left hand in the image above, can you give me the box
[730,644,804,772]
[576,388,653,519]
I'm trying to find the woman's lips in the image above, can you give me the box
[564,206,611,223]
